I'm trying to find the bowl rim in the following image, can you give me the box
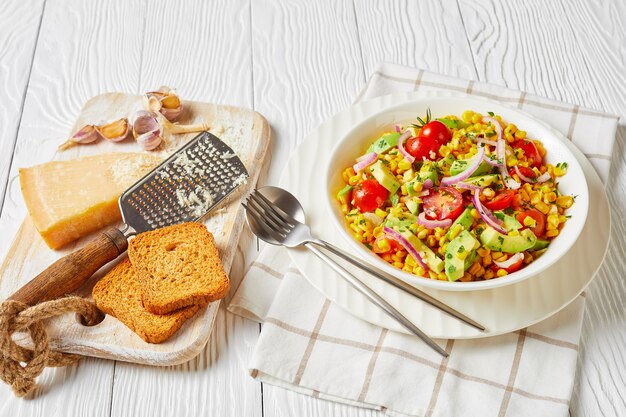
[323,93,590,291]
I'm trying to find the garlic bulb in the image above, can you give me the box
[58,125,99,150]
[133,111,163,151]
[145,86,183,121]
[96,118,130,142]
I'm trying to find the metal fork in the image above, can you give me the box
[244,190,449,357]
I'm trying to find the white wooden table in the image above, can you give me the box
[1,1,624,416]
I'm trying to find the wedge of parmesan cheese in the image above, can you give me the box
[19,153,161,249]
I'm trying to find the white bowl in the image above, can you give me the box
[324,95,589,291]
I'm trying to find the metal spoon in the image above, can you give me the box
[244,186,449,357]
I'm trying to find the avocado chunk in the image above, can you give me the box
[479,226,537,253]
[436,154,456,172]
[369,161,400,194]
[464,174,499,187]
[444,230,480,281]
[531,239,550,251]
[399,229,444,273]
[367,132,401,154]
[445,206,474,240]
[406,199,420,215]
[494,211,522,232]
[385,213,417,231]
[450,158,494,177]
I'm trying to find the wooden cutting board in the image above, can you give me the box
[0,92,270,365]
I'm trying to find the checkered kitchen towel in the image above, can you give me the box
[228,63,619,417]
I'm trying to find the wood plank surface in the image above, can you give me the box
[1,0,625,416]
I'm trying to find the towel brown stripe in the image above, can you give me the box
[357,328,388,402]
[424,340,455,417]
[292,300,331,385]
[498,329,527,417]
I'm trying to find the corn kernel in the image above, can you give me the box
[437,272,448,281]
[462,110,475,123]
[375,208,388,218]
[417,229,428,240]
[428,271,438,280]
[556,195,574,209]
[427,236,436,247]
[547,214,559,228]
[514,130,526,140]
[496,269,508,277]
[530,192,542,205]
[438,236,447,247]
[482,254,492,266]
[546,229,559,237]
[484,270,495,280]
[373,225,384,238]
[545,192,557,203]
[348,175,360,186]
[439,145,451,157]
[536,142,547,157]
[523,252,533,264]
[468,261,482,275]
[535,201,550,214]
[393,261,403,268]
[523,216,537,228]
[398,159,412,171]
[554,164,568,177]
[558,215,567,223]
[477,247,490,257]
[508,230,520,236]
[449,224,463,240]
[483,188,495,198]
[378,238,391,252]
[459,273,473,282]
[471,208,480,219]
[471,114,483,124]
[415,266,426,276]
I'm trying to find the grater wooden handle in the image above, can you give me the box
[8,228,128,305]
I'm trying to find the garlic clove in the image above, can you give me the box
[96,118,130,142]
[58,124,99,150]
[145,87,183,121]
[159,105,183,121]
[133,110,163,151]
[136,130,162,151]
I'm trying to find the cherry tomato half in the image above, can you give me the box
[422,186,464,221]
[353,179,389,212]
[509,166,536,181]
[512,140,542,168]
[406,136,440,161]
[483,190,516,211]
[516,209,546,237]
[419,120,452,145]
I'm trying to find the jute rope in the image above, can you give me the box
[0,297,101,397]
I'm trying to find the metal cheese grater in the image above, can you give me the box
[120,131,249,235]
[9,131,249,306]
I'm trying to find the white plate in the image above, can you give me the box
[324,96,589,291]
[279,90,610,339]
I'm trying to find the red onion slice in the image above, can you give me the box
[395,124,401,133]
[383,226,429,271]
[499,165,521,189]
[456,181,481,192]
[483,116,504,158]
[535,171,552,183]
[353,152,378,172]
[493,252,524,269]
[397,130,415,163]
[472,189,508,234]
[483,153,503,167]
[440,146,485,186]
[422,178,434,189]
[418,212,452,229]
[476,138,498,147]
[514,166,537,183]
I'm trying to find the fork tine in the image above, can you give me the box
[243,202,286,240]
[251,190,296,226]
[247,196,293,234]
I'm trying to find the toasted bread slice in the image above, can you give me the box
[128,222,230,315]
[93,258,201,344]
